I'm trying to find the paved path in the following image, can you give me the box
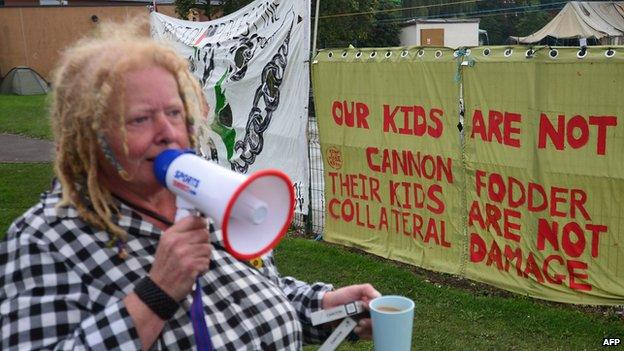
[0,133,55,163]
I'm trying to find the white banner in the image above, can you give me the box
[151,0,310,214]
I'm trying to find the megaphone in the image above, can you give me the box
[153,149,295,260]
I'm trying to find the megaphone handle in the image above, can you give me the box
[175,196,195,222]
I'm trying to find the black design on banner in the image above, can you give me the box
[230,24,291,173]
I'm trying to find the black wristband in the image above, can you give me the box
[134,276,179,320]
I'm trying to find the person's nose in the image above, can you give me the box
[154,112,176,145]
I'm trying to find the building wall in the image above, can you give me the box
[400,22,479,49]
[0,5,177,80]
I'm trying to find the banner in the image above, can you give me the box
[312,46,624,304]
[463,46,624,304]
[312,47,465,275]
[151,0,311,213]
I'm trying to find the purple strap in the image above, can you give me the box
[190,278,214,351]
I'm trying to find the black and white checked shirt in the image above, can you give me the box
[0,184,333,350]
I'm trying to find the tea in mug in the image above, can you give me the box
[376,306,403,313]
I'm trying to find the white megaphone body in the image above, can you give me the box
[153,149,294,260]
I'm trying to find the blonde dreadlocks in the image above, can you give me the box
[50,18,206,244]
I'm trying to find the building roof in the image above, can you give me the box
[404,18,480,25]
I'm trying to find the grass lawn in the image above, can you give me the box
[0,163,55,235]
[0,94,52,139]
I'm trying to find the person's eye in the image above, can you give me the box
[167,109,184,118]
[128,116,149,125]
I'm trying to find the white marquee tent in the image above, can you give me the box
[511,1,624,44]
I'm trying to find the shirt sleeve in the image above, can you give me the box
[0,220,142,351]
[259,252,334,345]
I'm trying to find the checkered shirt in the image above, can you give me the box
[0,184,333,350]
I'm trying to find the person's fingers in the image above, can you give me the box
[360,283,381,298]
[322,284,382,309]
[353,319,372,339]
[168,215,208,232]
[193,243,213,257]
[164,226,211,246]
[180,228,211,244]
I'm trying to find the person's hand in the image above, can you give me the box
[149,216,212,301]
[322,284,381,339]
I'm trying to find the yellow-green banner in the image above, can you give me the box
[311,46,624,304]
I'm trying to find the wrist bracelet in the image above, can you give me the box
[134,276,179,320]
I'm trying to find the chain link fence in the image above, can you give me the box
[291,95,325,238]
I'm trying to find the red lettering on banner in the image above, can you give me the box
[467,201,521,242]
[389,181,444,214]
[537,219,607,258]
[524,253,545,283]
[326,194,451,248]
[331,100,370,129]
[470,233,592,291]
[537,113,617,155]
[543,255,565,284]
[365,147,453,182]
[379,207,388,231]
[470,109,521,147]
[504,246,523,276]
[567,260,591,291]
[475,170,590,220]
[327,172,381,202]
[327,198,377,229]
[486,239,503,270]
[382,104,444,138]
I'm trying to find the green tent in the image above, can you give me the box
[0,67,50,95]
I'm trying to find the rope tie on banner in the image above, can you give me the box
[454,48,475,83]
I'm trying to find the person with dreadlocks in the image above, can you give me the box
[0,19,380,350]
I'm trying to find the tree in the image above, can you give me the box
[174,0,402,48]
[368,0,402,47]
[222,0,254,15]
[174,0,195,19]
[174,0,243,20]
[515,10,551,37]
[312,0,402,49]
[477,0,559,44]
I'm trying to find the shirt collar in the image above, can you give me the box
[42,180,162,238]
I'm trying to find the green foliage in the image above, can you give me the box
[367,0,402,47]
[0,94,51,139]
[312,0,402,49]
[174,0,228,20]
[174,0,195,19]
[476,0,558,44]
[402,0,477,19]
[515,10,551,37]
[221,0,254,15]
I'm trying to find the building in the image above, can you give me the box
[400,18,480,48]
